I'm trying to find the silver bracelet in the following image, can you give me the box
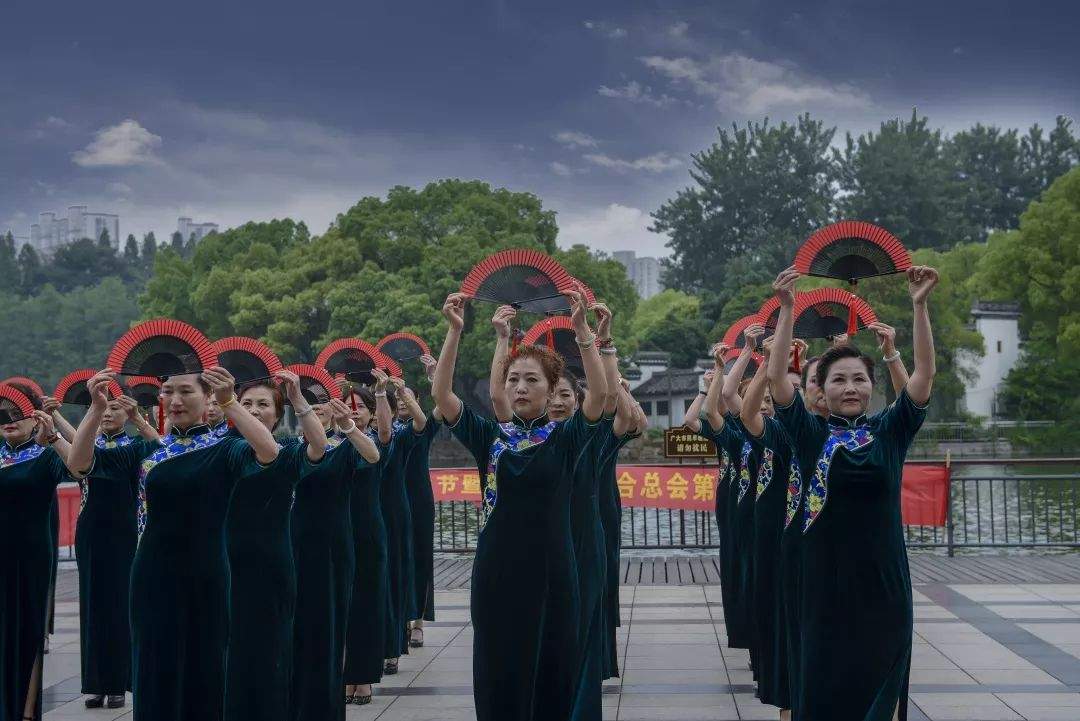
[295,406,313,418]
[338,421,358,434]
[883,350,901,363]
[599,346,617,356]
[374,391,387,398]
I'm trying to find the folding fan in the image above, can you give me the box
[287,364,342,406]
[795,221,911,283]
[376,332,432,365]
[792,287,878,339]
[123,376,165,433]
[721,315,762,350]
[566,277,597,307]
[756,296,783,335]
[315,338,402,385]
[1,376,44,400]
[521,316,583,374]
[459,249,576,314]
[723,349,763,380]
[212,336,284,387]
[54,369,123,406]
[0,383,36,425]
[107,318,217,380]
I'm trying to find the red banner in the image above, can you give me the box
[57,484,80,547]
[900,462,951,527]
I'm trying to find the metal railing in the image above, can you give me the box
[431,470,1080,554]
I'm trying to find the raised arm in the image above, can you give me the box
[204,367,279,465]
[767,266,800,407]
[723,325,763,417]
[371,368,394,445]
[419,354,444,423]
[32,410,70,462]
[277,370,326,462]
[116,395,160,443]
[390,376,427,433]
[867,322,910,397]
[324,399,379,463]
[41,396,76,443]
[66,370,113,476]
[682,369,714,434]
[566,283,607,422]
[740,346,771,437]
[432,293,467,425]
[906,266,939,405]
[593,303,620,418]
[703,343,729,431]
[488,306,515,422]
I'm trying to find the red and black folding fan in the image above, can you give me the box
[723,349,763,380]
[755,296,783,335]
[566,277,597,308]
[54,369,123,406]
[376,333,432,365]
[521,316,583,374]
[286,364,342,406]
[792,287,877,340]
[124,376,165,433]
[794,221,911,283]
[212,337,284,387]
[0,383,36,425]
[107,319,218,380]
[460,249,576,314]
[722,315,761,350]
[1,376,45,400]
[316,339,402,385]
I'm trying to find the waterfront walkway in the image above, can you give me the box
[42,553,1080,720]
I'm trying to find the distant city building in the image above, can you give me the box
[29,205,119,255]
[177,217,219,243]
[614,250,662,299]
[959,301,1022,419]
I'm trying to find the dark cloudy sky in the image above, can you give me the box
[2,0,1077,257]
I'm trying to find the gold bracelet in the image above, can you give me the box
[219,395,238,409]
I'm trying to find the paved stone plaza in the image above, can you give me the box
[40,558,1080,720]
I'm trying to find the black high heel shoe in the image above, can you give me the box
[107,695,125,709]
[383,658,399,675]
[409,627,424,648]
[85,695,105,708]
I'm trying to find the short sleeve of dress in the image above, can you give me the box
[417,413,440,443]
[874,389,929,452]
[223,437,262,479]
[773,392,826,457]
[558,409,604,456]
[446,402,499,467]
[44,447,70,486]
[84,441,151,479]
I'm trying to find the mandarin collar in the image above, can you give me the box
[100,430,129,443]
[510,411,550,430]
[172,423,212,438]
[4,436,38,453]
[828,413,869,430]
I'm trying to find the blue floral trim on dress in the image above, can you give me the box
[736,441,753,504]
[137,428,224,539]
[483,420,558,524]
[755,448,774,500]
[95,432,133,450]
[212,422,230,438]
[0,441,46,469]
[784,459,802,530]
[802,426,875,533]
[717,449,730,488]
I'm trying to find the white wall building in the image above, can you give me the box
[178,217,219,243]
[614,250,663,299]
[29,206,119,255]
[959,301,1022,419]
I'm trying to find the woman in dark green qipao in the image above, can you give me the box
[0,387,71,721]
[290,383,384,721]
[67,366,282,721]
[223,371,328,721]
[342,385,391,706]
[767,264,939,721]
[432,286,608,721]
[74,394,159,710]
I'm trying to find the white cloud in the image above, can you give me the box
[583,20,627,39]
[44,116,72,129]
[584,152,682,173]
[107,181,133,195]
[597,80,678,107]
[640,53,872,114]
[72,119,164,167]
[554,130,599,148]
[550,161,574,176]
[557,203,668,256]
[668,21,689,37]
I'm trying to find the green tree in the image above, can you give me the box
[630,290,709,368]
[1019,116,1080,201]
[170,231,184,254]
[123,233,140,263]
[17,244,43,294]
[98,227,112,250]
[46,238,129,291]
[653,114,836,303]
[835,110,974,251]
[141,232,158,271]
[946,124,1026,237]
[0,231,16,279]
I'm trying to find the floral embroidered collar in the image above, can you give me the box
[828,413,869,430]
[173,423,213,438]
[508,412,550,430]
[136,424,223,538]
[802,424,875,533]
[481,414,558,525]
[96,431,132,449]
[211,421,230,437]
[0,438,46,468]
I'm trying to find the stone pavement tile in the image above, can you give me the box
[950,586,1048,603]
[617,706,740,720]
[386,694,475,708]
[1021,585,1080,603]
[623,655,727,671]
[373,705,479,721]
[917,605,960,620]
[620,670,727,686]
[935,643,1037,670]
[985,604,1080,620]
[45,697,133,719]
[623,643,720,658]
[410,669,474,686]
[965,669,1065,685]
[1019,622,1080,644]
[345,695,396,718]
[631,606,710,621]
[911,645,965,670]
[732,693,783,720]
[626,633,718,645]
[995,692,1080,719]
[910,669,976,685]
[618,693,736,709]
[911,692,1023,720]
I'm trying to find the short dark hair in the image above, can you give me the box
[816,345,875,388]
[353,386,377,415]
[238,380,285,428]
[559,370,585,405]
[801,356,820,388]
